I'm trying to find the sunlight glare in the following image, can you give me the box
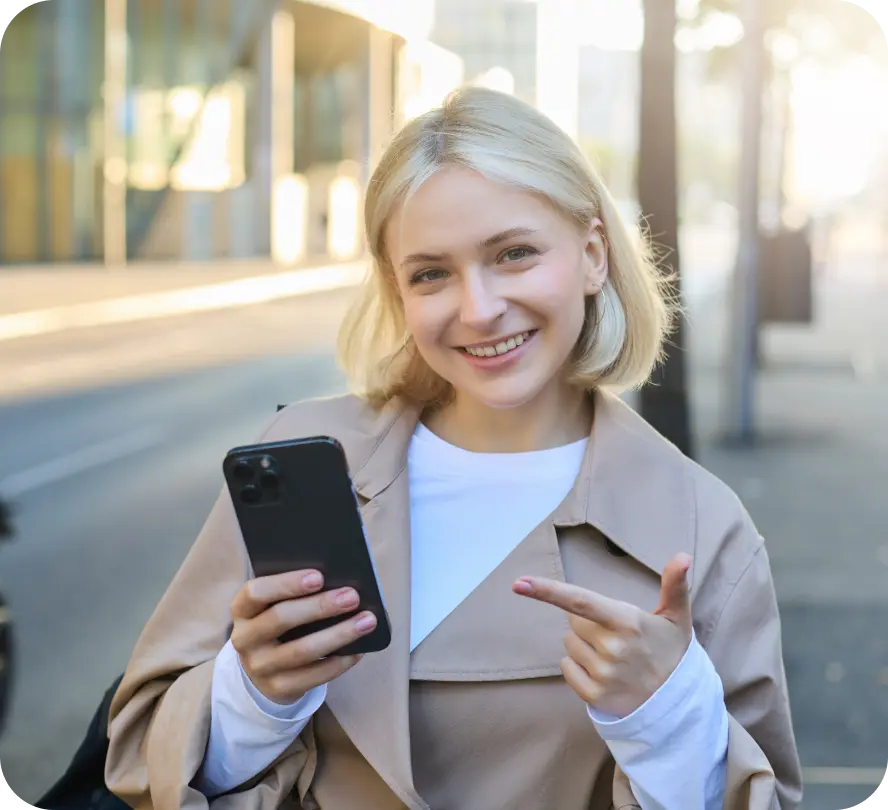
[790,56,888,205]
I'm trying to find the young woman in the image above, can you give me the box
[106,88,802,810]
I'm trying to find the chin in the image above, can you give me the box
[456,378,547,411]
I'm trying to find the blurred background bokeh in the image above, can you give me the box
[0,1,886,808]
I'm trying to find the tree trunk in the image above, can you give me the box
[637,0,694,457]
[723,0,764,442]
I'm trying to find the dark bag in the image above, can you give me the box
[36,675,129,810]
[0,498,12,538]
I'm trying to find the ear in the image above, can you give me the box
[582,217,609,296]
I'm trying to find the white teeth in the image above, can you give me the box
[465,331,532,357]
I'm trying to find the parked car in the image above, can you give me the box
[0,497,13,735]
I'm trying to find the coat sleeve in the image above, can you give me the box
[611,542,803,810]
[104,486,320,810]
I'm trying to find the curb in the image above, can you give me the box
[0,261,367,344]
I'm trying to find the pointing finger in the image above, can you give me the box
[513,577,634,631]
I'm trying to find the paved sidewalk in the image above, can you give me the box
[687,257,888,808]
[0,258,367,342]
[690,257,888,605]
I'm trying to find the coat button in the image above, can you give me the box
[605,539,628,557]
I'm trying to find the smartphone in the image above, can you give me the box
[223,435,391,655]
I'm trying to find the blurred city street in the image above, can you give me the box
[2,0,888,807]
[0,235,885,808]
[0,275,355,800]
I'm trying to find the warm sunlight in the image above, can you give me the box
[319,0,434,39]
[576,0,644,51]
[789,55,888,206]
[572,0,741,52]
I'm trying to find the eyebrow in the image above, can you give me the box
[400,227,539,267]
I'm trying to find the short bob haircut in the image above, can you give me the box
[338,86,674,409]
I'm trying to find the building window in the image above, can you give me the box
[127,79,246,191]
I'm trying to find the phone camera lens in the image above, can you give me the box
[240,485,262,504]
[260,471,280,489]
[233,460,253,481]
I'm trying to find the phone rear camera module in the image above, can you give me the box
[233,459,254,481]
[240,485,262,505]
[259,471,280,489]
[259,472,281,489]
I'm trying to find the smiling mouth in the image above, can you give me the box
[461,330,536,358]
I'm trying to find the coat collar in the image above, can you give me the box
[348,388,697,577]
[321,389,696,808]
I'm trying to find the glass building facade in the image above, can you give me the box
[0,0,434,265]
[431,0,537,106]
[1,0,104,263]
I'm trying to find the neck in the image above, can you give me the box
[424,383,594,453]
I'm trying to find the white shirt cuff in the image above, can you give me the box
[193,640,326,797]
[587,630,703,741]
[234,642,328,724]
[586,631,729,810]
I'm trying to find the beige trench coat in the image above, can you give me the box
[106,390,803,810]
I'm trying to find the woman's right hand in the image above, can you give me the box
[230,569,377,705]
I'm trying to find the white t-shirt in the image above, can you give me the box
[408,422,589,650]
[194,423,729,809]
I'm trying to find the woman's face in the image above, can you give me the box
[385,166,608,411]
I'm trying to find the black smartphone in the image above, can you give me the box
[223,435,391,655]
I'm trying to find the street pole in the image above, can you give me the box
[103,0,128,266]
[723,0,764,444]
[637,0,693,458]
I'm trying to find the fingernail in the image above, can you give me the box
[514,579,533,595]
[355,613,377,633]
[302,572,323,590]
[336,588,359,608]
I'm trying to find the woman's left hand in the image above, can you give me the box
[513,554,694,719]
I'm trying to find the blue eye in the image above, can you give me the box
[500,246,538,262]
[410,268,449,285]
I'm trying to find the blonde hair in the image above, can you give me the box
[337,86,674,409]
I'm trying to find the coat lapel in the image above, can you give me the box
[555,390,698,582]
[323,403,428,810]
[318,389,697,807]
[409,520,571,680]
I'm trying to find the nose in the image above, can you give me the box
[458,270,507,331]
